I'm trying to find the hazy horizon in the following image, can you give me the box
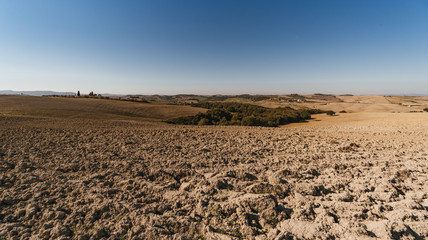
[3,89,428,97]
[1,1,428,95]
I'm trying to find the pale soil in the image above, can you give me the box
[0,96,427,240]
[262,95,428,114]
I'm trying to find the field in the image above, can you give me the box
[1,95,428,239]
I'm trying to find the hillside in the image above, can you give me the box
[0,95,205,121]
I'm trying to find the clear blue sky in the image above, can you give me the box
[1,0,427,95]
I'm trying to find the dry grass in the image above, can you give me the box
[0,95,205,121]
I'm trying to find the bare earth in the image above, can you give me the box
[0,95,427,240]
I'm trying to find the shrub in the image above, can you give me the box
[198,118,211,125]
[326,111,336,116]
[424,108,428,112]
[167,102,327,127]
[241,116,259,126]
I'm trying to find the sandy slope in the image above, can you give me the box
[0,96,427,239]
[261,95,428,114]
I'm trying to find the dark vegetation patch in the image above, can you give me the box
[326,110,336,116]
[424,108,428,112]
[166,102,326,127]
[233,94,274,101]
[311,94,344,102]
[142,94,275,103]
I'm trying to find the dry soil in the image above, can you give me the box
[0,96,427,240]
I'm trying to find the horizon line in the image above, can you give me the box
[1,89,428,97]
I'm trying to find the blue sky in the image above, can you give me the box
[1,0,427,95]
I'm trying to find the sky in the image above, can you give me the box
[0,0,427,95]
